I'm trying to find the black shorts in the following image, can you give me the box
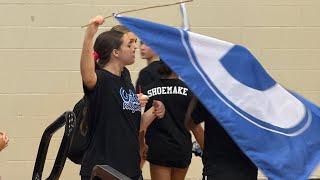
[147,137,192,168]
[148,157,191,169]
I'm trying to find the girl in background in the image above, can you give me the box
[142,62,193,180]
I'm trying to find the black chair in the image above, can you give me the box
[32,111,76,180]
[90,165,131,180]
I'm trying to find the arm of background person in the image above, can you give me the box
[140,100,165,133]
[185,96,204,150]
[0,132,9,151]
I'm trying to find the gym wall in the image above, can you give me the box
[0,0,320,179]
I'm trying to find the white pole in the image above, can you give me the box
[179,0,190,31]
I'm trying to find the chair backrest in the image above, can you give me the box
[32,111,76,180]
[91,165,132,180]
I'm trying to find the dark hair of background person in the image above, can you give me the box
[158,61,173,77]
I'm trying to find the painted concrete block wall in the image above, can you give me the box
[0,0,319,179]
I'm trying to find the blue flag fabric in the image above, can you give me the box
[116,15,320,179]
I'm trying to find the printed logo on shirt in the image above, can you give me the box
[120,87,141,113]
[147,86,188,98]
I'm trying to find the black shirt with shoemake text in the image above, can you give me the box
[143,79,193,168]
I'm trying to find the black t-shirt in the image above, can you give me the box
[135,61,163,90]
[80,69,141,178]
[143,79,193,168]
[191,101,257,176]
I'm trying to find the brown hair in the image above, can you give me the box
[93,30,124,69]
[110,25,130,34]
[158,61,173,77]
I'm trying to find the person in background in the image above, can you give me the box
[0,131,9,151]
[187,99,258,180]
[142,62,193,180]
[135,41,163,91]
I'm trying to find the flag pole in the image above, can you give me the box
[81,0,193,28]
[179,0,190,31]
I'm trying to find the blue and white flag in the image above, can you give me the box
[116,15,320,179]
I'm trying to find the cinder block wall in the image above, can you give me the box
[0,0,319,179]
